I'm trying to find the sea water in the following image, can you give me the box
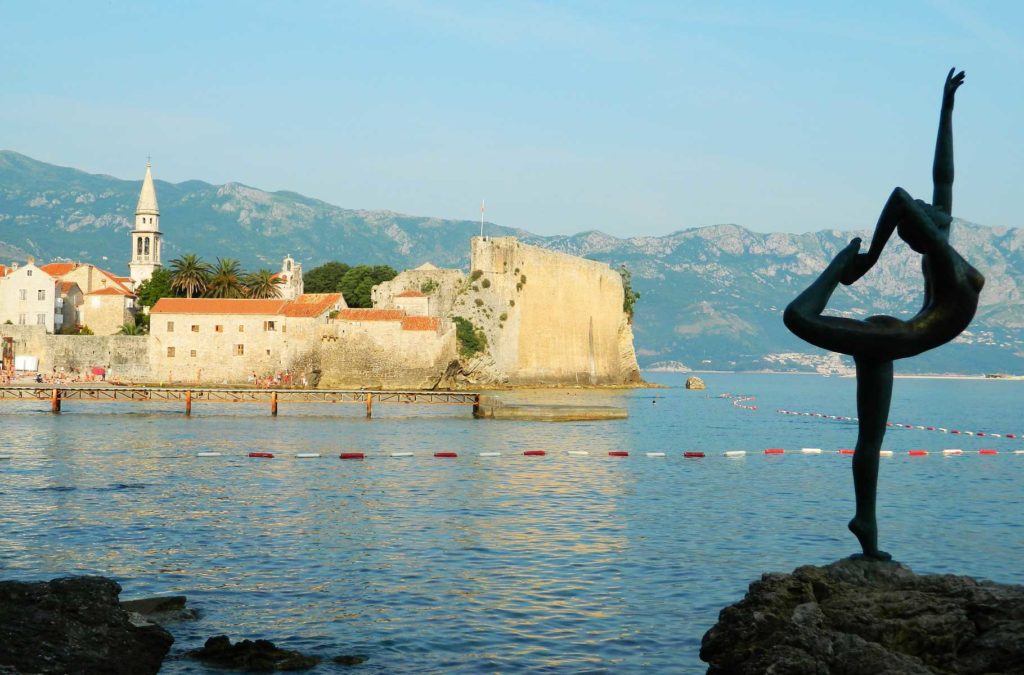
[1,373,1021,673]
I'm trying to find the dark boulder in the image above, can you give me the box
[701,558,1024,674]
[121,594,197,623]
[188,635,320,671]
[0,576,173,675]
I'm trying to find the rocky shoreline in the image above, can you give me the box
[701,558,1024,674]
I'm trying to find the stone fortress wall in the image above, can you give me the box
[0,325,150,380]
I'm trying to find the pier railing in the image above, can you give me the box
[0,386,481,418]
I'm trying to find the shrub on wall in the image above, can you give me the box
[452,316,487,358]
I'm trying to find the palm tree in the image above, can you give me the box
[170,254,210,298]
[118,322,144,335]
[205,258,247,298]
[245,269,284,299]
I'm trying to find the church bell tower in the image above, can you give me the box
[129,161,163,287]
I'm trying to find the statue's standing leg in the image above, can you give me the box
[849,356,893,561]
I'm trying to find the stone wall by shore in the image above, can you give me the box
[1,325,149,380]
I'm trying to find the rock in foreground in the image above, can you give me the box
[0,576,173,675]
[701,558,1024,674]
[188,635,319,671]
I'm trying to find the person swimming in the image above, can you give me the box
[783,69,984,560]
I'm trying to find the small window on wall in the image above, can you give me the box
[19,289,26,301]
[190,349,197,357]
[167,347,175,357]
[235,344,244,356]
[167,321,174,332]
[191,325,199,333]
[38,290,46,300]
[238,325,245,333]
[215,325,224,333]
[263,321,276,331]
[26,270,32,277]
[36,314,46,325]
[265,349,271,355]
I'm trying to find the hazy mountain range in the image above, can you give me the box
[2,150,1022,375]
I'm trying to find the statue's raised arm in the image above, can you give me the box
[933,68,965,216]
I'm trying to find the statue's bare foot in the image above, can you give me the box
[848,517,892,561]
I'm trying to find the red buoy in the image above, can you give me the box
[523,450,546,456]
[838,449,855,455]
[1007,434,1017,439]
[979,449,998,455]
[950,430,960,435]
[976,432,986,437]
[434,452,458,458]
[339,452,365,460]
[908,450,929,456]
[764,448,785,455]
[608,451,629,457]
[683,451,705,458]
[926,427,936,431]
[248,452,274,458]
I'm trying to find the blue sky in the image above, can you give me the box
[2,1,1021,237]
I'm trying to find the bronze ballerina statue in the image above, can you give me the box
[784,69,985,560]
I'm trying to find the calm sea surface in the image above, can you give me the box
[1,373,1022,673]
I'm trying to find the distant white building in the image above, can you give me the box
[0,259,79,333]
[128,161,163,287]
[273,255,304,300]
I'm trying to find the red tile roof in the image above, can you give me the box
[40,262,78,277]
[0,265,7,277]
[401,316,440,331]
[87,286,135,297]
[42,262,134,296]
[395,290,425,298]
[58,281,79,294]
[338,308,406,322]
[282,293,343,318]
[151,298,288,315]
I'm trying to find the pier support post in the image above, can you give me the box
[185,390,192,416]
[366,392,372,419]
[50,388,61,413]
[271,391,278,417]
[473,394,480,418]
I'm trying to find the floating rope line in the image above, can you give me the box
[776,408,1019,439]
[718,393,758,411]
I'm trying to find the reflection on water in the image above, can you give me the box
[0,373,1022,673]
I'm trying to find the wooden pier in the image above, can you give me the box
[0,386,481,418]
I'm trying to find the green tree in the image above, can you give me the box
[205,258,247,298]
[619,264,640,323]
[118,322,144,335]
[170,254,210,298]
[304,261,351,293]
[245,269,284,299]
[338,264,398,308]
[452,316,487,357]
[135,267,177,308]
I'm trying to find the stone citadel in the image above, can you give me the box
[1,163,641,388]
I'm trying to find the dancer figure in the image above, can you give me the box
[784,69,984,560]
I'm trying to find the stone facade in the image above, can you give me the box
[41,263,136,335]
[0,325,150,380]
[372,263,465,317]
[451,237,641,385]
[0,261,64,333]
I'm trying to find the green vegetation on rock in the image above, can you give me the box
[452,316,487,357]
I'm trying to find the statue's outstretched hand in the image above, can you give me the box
[943,68,965,109]
[838,239,874,286]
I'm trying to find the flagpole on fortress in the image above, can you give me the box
[480,200,485,239]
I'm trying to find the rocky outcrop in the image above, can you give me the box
[700,558,1024,674]
[0,576,173,675]
[187,635,319,671]
[685,376,706,390]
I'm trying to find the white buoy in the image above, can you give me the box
[800,448,822,455]
[646,452,666,458]
[942,449,963,456]
[478,452,501,457]
[963,431,974,436]
[938,428,948,433]
[567,450,589,456]
[295,453,321,458]
[0,455,12,460]
[724,450,746,458]
[879,450,894,457]
[390,452,414,458]
[197,452,221,457]
[989,434,1002,438]
[1014,450,1024,455]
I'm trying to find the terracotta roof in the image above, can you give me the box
[338,308,406,322]
[40,262,78,277]
[87,286,136,297]
[113,275,133,283]
[0,265,7,277]
[151,298,288,315]
[282,293,343,318]
[401,316,440,331]
[395,290,425,298]
[58,281,79,294]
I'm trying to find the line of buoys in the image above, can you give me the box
[523,450,546,456]
[779,408,1020,440]
[724,450,746,458]
[248,452,274,459]
[764,448,785,455]
[608,451,629,457]
[434,452,458,458]
[339,452,365,460]
[683,451,705,458]
[801,448,822,455]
